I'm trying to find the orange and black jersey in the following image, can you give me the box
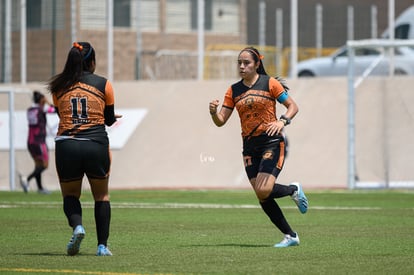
[52,72,117,144]
[223,74,286,137]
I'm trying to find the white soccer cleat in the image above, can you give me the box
[67,225,85,256]
[19,173,28,193]
[274,233,300,248]
[96,244,113,256]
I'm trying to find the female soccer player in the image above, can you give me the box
[47,42,121,256]
[209,47,308,248]
[20,90,56,194]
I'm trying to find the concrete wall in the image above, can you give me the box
[1,77,414,191]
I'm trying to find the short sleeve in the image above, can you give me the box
[222,86,234,109]
[105,80,115,105]
[269,77,286,99]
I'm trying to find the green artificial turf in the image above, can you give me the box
[0,189,413,275]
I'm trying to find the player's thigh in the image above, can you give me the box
[83,142,111,201]
[55,139,83,182]
[83,141,111,179]
[252,173,277,201]
[252,144,286,200]
[60,180,82,198]
[88,177,110,201]
[35,143,49,167]
[28,143,46,161]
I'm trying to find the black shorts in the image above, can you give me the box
[242,134,286,180]
[55,139,111,182]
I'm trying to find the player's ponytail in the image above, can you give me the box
[76,42,95,72]
[275,76,290,91]
[48,42,95,95]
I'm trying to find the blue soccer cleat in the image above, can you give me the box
[67,225,85,256]
[274,233,300,248]
[96,244,113,256]
[290,182,308,214]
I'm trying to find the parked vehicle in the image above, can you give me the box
[382,5,414,39]
[297,45,414,77]
[297,5,414,77]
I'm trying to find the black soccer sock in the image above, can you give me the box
[28,166,45,189]
[34,171,43,190]
[95,201,111,246]
[260,199,295,236]
[269,183,296,199]
[63,196,82,229]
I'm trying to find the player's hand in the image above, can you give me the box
[115,114,123,119]
[209,100,220,115]
[265,121,284,136]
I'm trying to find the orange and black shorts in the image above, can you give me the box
[242,134,286,180]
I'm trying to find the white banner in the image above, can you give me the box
[0,108,147,150]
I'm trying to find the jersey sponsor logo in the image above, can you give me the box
[262,150,274,160]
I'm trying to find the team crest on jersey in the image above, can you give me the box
[262,150,274,160]
[245,97,254,109]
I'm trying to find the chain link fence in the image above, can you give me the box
[0,0,413,81]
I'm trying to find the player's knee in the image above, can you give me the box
[251,174,274,201]
[34,166,46,175]
[254,188,271,201]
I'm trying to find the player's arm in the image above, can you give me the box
[52,94,60,118]
[280,96,299,121]
[266,95,298,136]
[266,78,299,136]
[209,100,233,127]
[104,80,122,126]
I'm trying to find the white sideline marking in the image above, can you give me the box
[356,181,414,189]
[0,201,385,210]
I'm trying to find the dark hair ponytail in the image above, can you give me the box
[274,76,290,91]
[47,42,95,94]
[240,46,268,75]
[78,42,95,72]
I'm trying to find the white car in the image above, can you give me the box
[297,46,414,77]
